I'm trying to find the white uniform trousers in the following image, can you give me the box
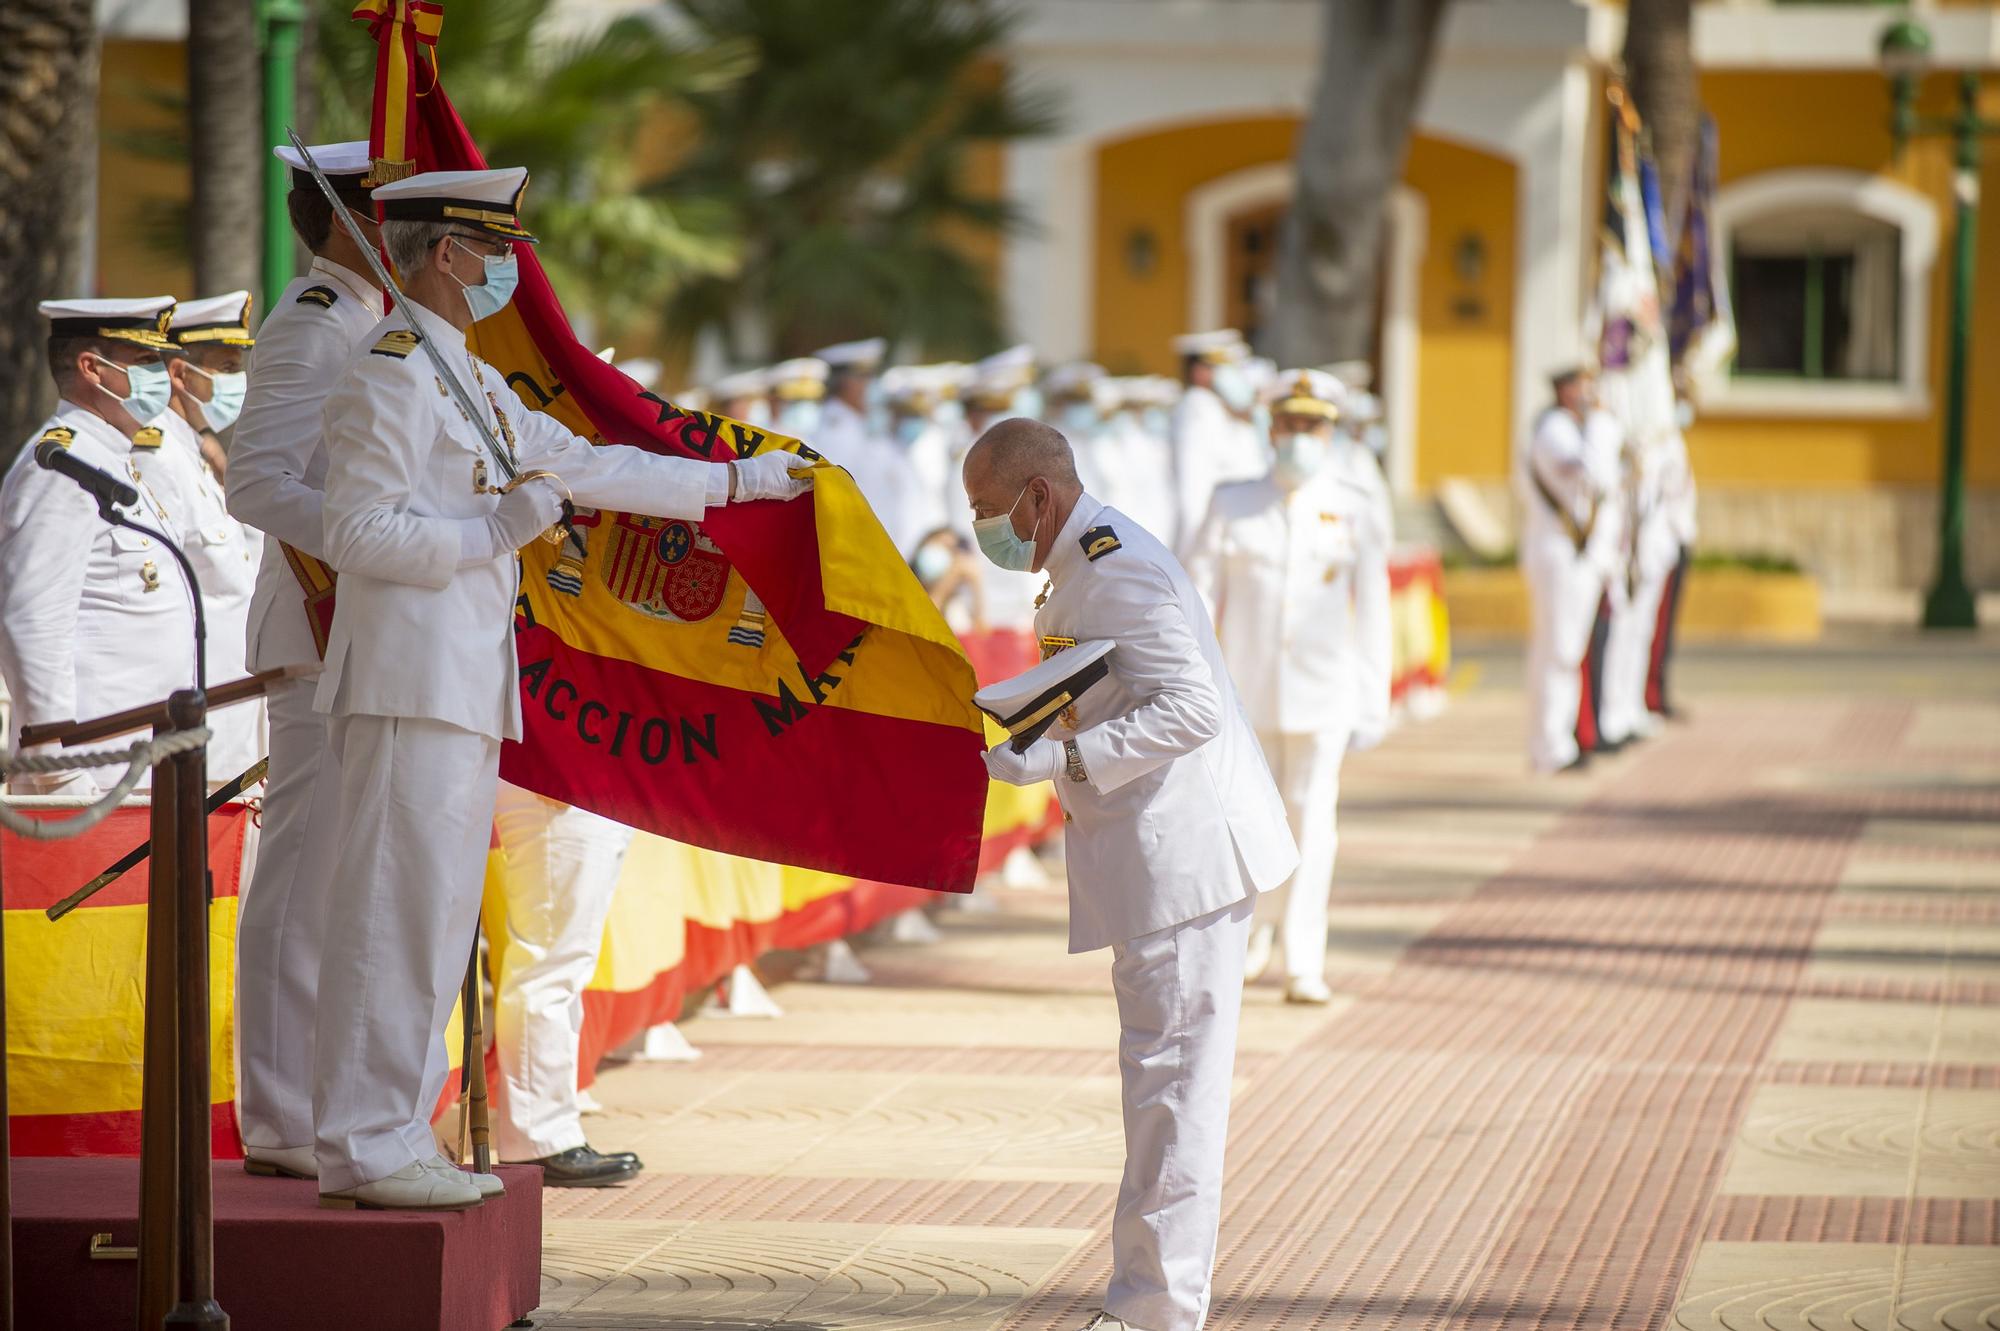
[1252,727,1350,983]
[1599,566,1666,745]
[236,675,341,1150]
[1523,540,1602,773]
[1106,895,1253,1331]
[312,714,500,1192]
[490,784,634,1161]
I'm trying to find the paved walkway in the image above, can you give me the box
[528,633,2000,1330]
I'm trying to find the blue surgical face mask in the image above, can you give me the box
[895,415,928,447]
[452,239,520,321]
[1212,362,1255,413]
[191,367,247,432]
[1059,401,1099,437]
[96,356,172,425]
[777,399,821,439]
[1272,431,1331,489]
[912,542,953,584]
[973,481,1041,572]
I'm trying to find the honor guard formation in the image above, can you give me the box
[0,135,1701,1331]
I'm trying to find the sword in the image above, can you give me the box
[286,128,578,544]
[44,757,270,922]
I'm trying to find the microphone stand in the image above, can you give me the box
[97,498,207,696]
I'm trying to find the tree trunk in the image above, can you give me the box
[0,0,96,468]
[1269,0,1452,369]
[188,0,263,296]
[1623,0,1698,234]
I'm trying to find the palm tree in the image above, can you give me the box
[657,0,1061,362]
[189,0,263,297]
[1269,0,1453,369]
[314,0,750,340]
[1623,0,1698,233]
[0,0,96,466]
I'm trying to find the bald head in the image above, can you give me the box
[961,417,1085,576]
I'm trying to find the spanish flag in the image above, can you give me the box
[355,3,988,891]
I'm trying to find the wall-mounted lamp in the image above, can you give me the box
[1123,226,1158,280]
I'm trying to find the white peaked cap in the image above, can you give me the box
[616,358,664,391]
[813,337,887,371]
[1088,377,1125,415]
[274,139,372,177]
[1041,361,1105,400]
[1171,328,1247,362]
[170,290,256,347]
[40,296,176,349]
[1243,356,1277,393]
[1271,367,1344,420]
[373,166,537,242]
[710,368,768,400]
[768,357,829,400]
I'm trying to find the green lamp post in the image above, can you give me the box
[1881,16,1987,629]
[259,0,306,316]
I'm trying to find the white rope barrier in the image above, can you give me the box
[0,728,212,841]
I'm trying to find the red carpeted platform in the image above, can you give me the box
[12,1157,541,1331]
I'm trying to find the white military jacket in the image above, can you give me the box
[135,409,265,777]
[1169,384,1265,552]
[314,301,722,742]
[1184,465,1392,739]
[228,256,386,674]
[0,403,194,786]
[1035,495,1298,953]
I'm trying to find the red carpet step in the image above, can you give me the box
[12,1157,541,1331]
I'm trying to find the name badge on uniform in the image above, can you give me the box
[140,560,161,594]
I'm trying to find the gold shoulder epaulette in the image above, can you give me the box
[371,329,420,359]
[1080,523,1121,562]
[38,425,75,451]
[132,426,164,450]
[296,285,339,309]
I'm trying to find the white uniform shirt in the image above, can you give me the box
[1034,494,1298,952]
[0,403,195,769]
[1184,468,1393,739]
[227,257,386,674]
[314,302,722,742]
[1581,409,1628,581]
[1170,384,1265,551]
[1516,408,1599,564]
[893,417,953,551]
[818,397,915,553]
[1095,410,1178,544]
[135,409,265,776]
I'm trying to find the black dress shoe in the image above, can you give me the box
[531,1145,643,1187]
[1556,753,1593,775]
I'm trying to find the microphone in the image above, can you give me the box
[35,438,139,511]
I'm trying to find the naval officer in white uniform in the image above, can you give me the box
[224,140,389,1181]
[965,418,1296,1331]
[143,290,266,785]
[0,297,193,794]
[1184,370,1392,1005]
[310,165,809,1210]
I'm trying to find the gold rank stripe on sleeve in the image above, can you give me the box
[296,285,339,309]
[371,329,420,359]
[131,426,164,450]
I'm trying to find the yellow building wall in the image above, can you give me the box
[97,40,193,301]
[1692,70,2000,489]
[1091,118,1518,484]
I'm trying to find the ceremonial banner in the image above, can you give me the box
[1669,116,1738,382]
[355,3,987,891]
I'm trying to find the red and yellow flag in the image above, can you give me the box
[362,9,988,892]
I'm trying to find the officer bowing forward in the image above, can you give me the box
[964,418,1296,1331]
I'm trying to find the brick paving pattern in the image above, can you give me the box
[527,636,2000,1329]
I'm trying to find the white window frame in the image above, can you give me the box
[1704,168,1937,418]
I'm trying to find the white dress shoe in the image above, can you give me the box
[320,1160,483,1211]
[1244,922,1277,982]
[243,1144,318,1180]
[426,1152,506,1198]
[1079,1314,1150,1331]
[1285,975,1334,1005]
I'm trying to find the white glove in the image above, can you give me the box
[982,737,1064,787]
[1348,726,1385,754]
[486,477,564,553]
[731,450,811,503]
